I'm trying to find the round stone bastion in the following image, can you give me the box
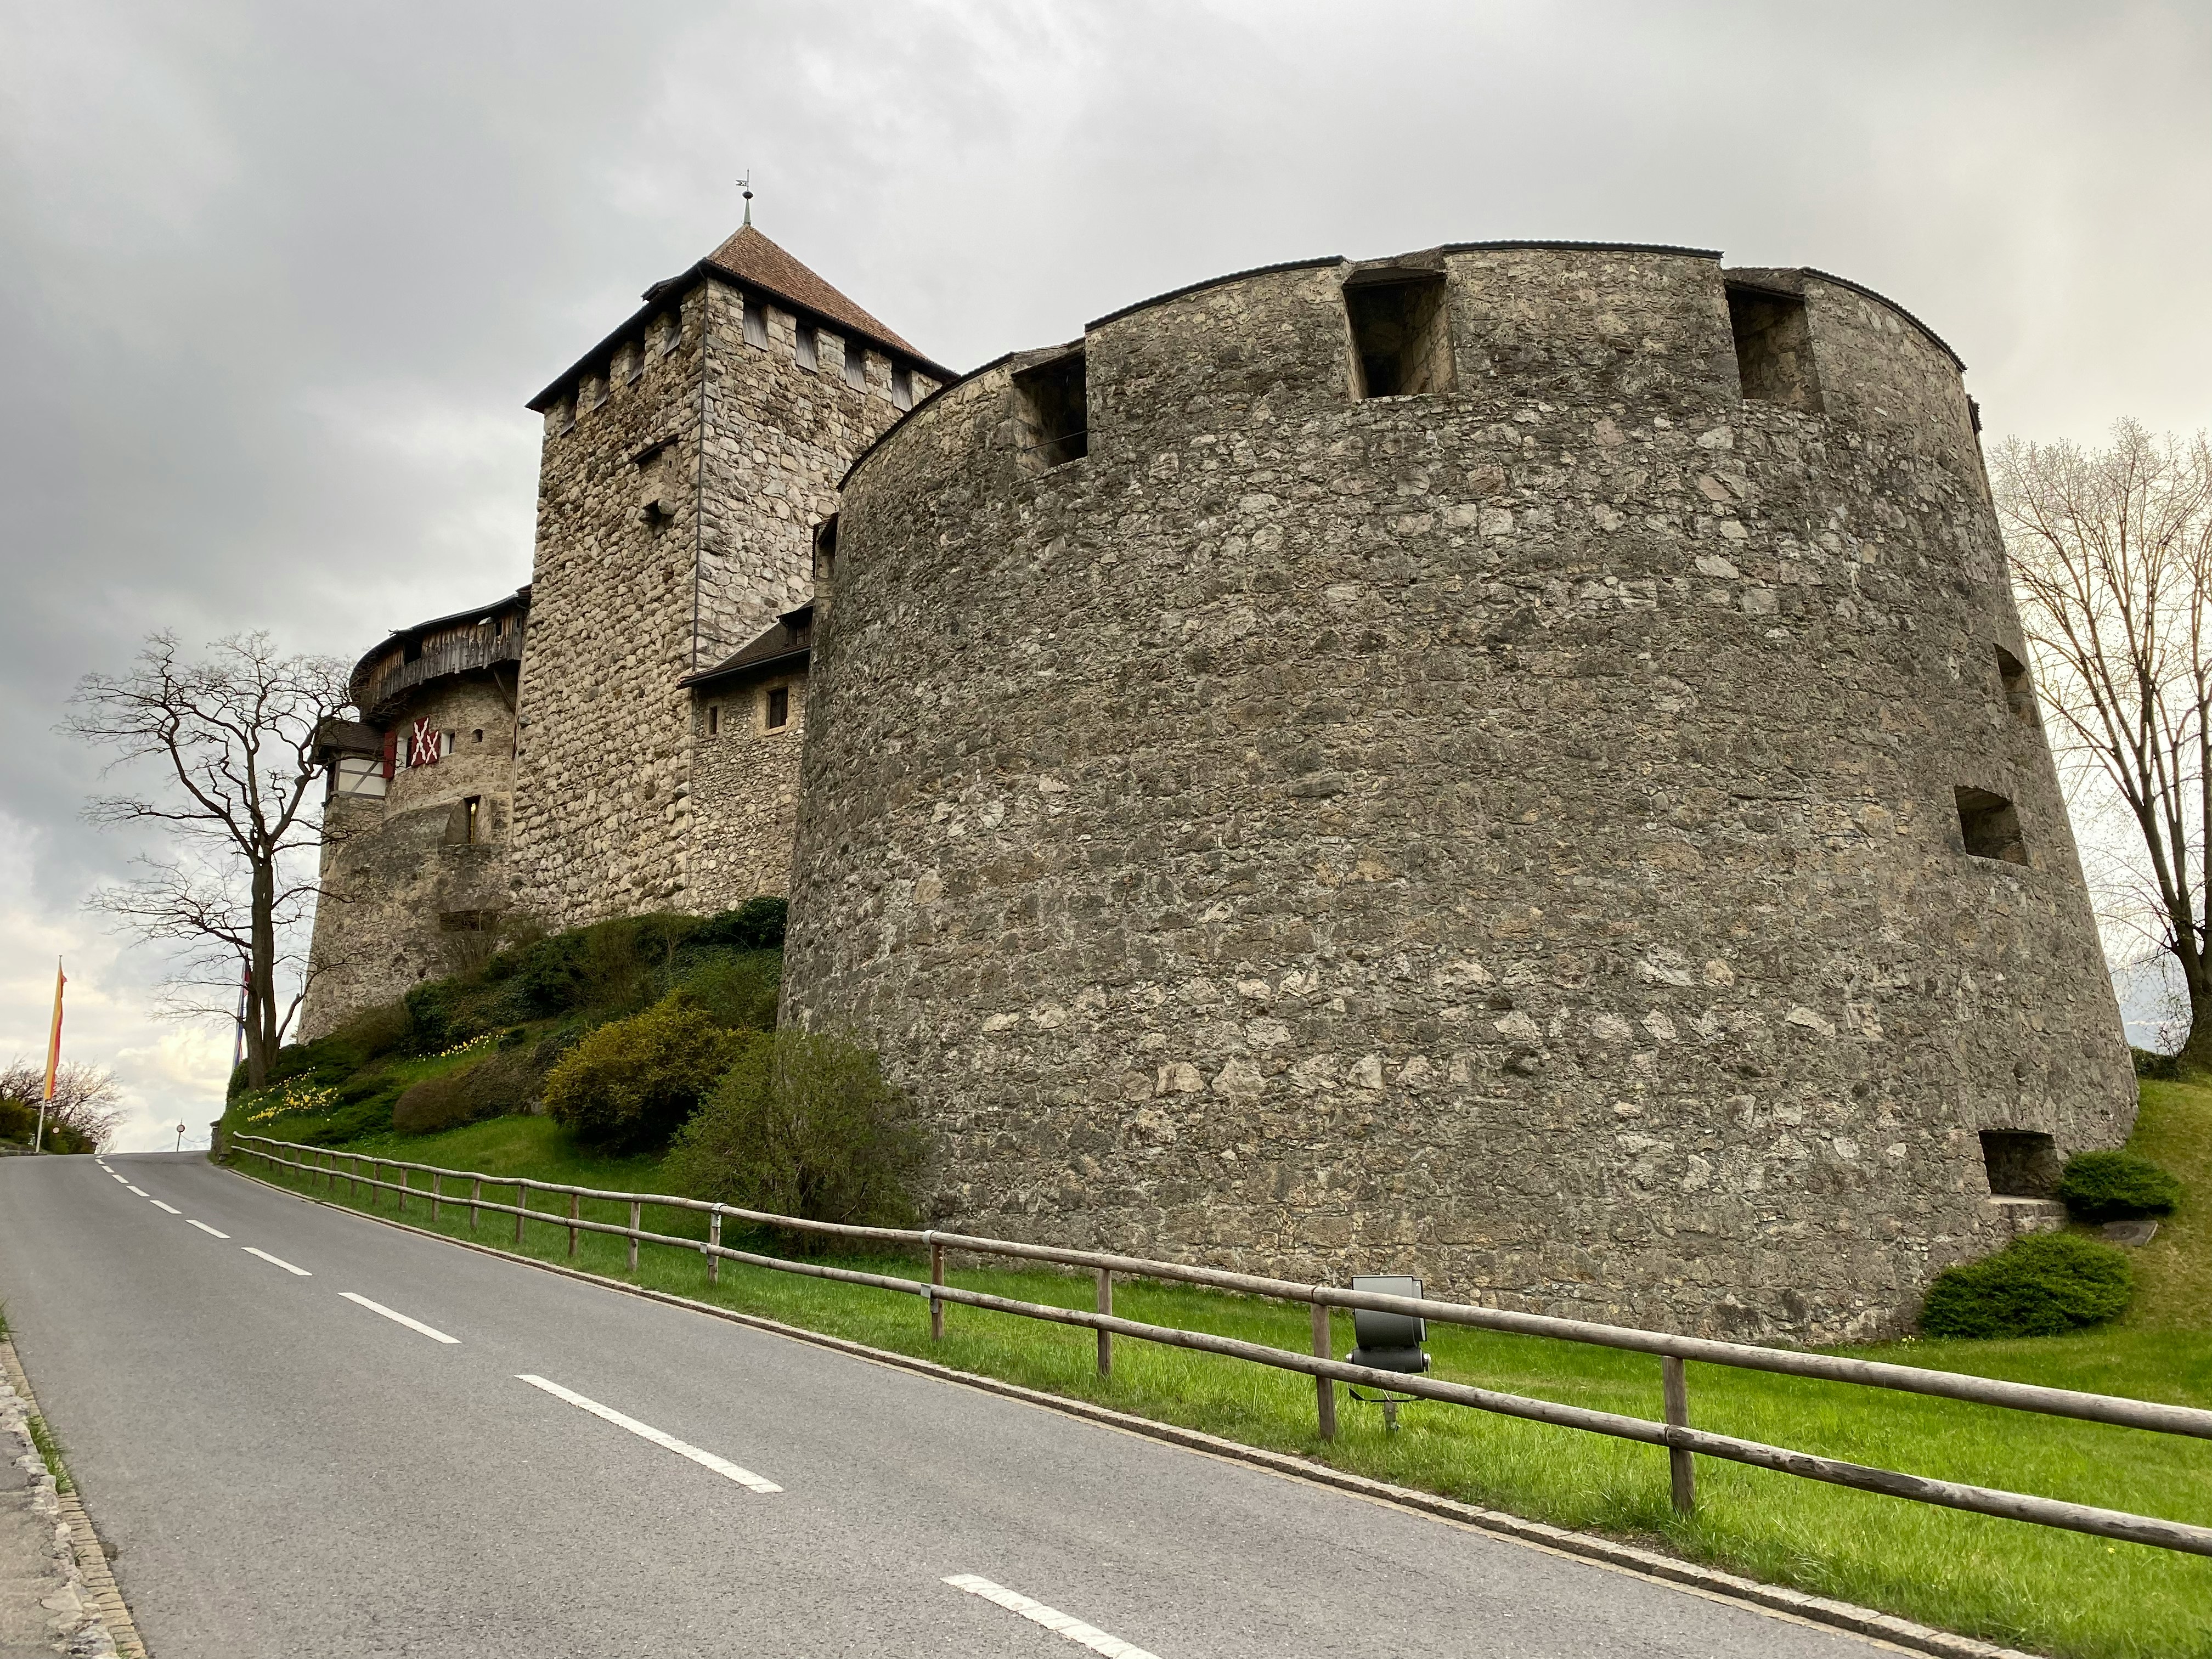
[781,241,2136,1342]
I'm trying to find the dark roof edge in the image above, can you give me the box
[1084,255,1344,332]
[528,261,957,411]
[1796,267,1967,373]
[1438,238,1724,260]
[680,644,810,690]
[358,586,529,656]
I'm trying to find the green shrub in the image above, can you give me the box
[679,953,781,1031]
[1919,1232,2134,1339]
[689,896,787,951]
[392,1046,556,1135]
[541,994,744,1152]
[0,1097,35,1142]
[664,1029,927,1230]
[2131,1045,2183,1081]
[2058,1150,2183,1222]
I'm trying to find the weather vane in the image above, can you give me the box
[737,171,754,228]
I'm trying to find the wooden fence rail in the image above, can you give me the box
[230,1132,2212,1559]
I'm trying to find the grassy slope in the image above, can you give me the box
[231,1094,2212,1659]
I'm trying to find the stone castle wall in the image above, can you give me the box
[302,674,517,1036]
[780,243,2137,1342]
[509,277,928,933]
[689,667,809,911]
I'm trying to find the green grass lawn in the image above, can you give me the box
[229,1098,2212,1659]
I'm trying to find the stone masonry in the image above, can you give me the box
[780,242,2138,1342]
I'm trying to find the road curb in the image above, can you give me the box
[0,1335,147,1658]
[229,1164,2041,1659]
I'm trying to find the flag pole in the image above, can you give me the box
[35,958,63,1153]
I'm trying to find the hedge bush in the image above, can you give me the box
[664,1030,927,1230]
[392,1043,560,1135]
[541,994,746,1152]
[2058,1150,2182,1222]
[1919,1232,2133,1339]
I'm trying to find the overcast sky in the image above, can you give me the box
[3,1,2207,1149]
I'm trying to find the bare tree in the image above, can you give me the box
[1996,421,2212,1065]
[0,1060,126,1150]
[64,633,353,1088]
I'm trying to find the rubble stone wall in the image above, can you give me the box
[510,278,927,933]
[689,667,809,910]
[301,674,518,1037]
[781,244,2136,1342]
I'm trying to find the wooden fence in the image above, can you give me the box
[230,1132,2212,1558]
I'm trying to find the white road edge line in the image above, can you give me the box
[149,1200,181,1214]
[943,1576,1163,1659]
[514,1374,780,1493]
[187,1220,230,1238]
[340,1291,460,1344]
[241,1246,312,1277]
[123,1186,148,1197]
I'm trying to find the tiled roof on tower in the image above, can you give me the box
[701,225,924,359]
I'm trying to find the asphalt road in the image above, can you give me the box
[0,1151,1891,1659]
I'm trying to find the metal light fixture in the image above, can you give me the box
[1347,1274,1430,1430]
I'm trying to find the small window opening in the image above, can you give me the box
[1995,646,2036,725]
[402,638,422,664]
[842,342,868,390]
[795,323,818,371]
[1345,272,1453,398]
[662,311,683,354]
[1013,352,1087,470]
[1955,786,2027,865]
[813,515,838,586]
[707,704,720,737]
[1980,1130,2060,1198]
[891,364,914,410]
[464,795,481,843]
[1727,284,1825,412]
[742,298,769,349]
[620,341,643,383]
[471,727,484,744]
[766,686,790,730]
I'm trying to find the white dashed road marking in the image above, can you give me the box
[241,1247,312,1277]
[124,1186,148,1197]
[340,1292,459,1345]
[515,1374,781,1493]
[943,1576,1163,1659]
[187,1220,230,1238]
[149,1200,180,1214]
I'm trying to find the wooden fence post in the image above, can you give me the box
[708,1211,721,1286]
[628,1200,641,1273]
[515,1180,526,1244]
[470,1177,481,1233]
[1096,1268,1113,1376]
[1312,1301,1336,1442]
[430,1171,441,1224]
[348,1154,358,1201]
[930,1240,945,1341]
[395,1165,406,1214]
[567,1190,579,1259]
[1663,1356,1695,1515]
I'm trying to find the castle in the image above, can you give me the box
[304,224,2138,1340]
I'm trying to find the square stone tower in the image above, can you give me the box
[508,225,949,929]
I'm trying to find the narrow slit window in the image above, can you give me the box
[1344,272,1453,399]
[842,342,868,390]
[1980,1130,2059,1198]
[813,515,838,586]
[463,796,481,844]
[1727,284,1825,411]
[795,323,818,371]
[891,364,913,410]
[662,311,684,354]
[1995,646,2036,725]
[742,298,769,349]
[766,686,790,730]
[1013,352,1087,470]
[1955,786,2027,865]
[707,704,720,737]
